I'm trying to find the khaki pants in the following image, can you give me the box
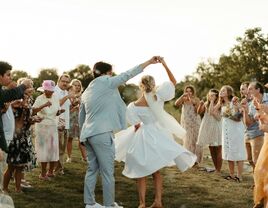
[249,136,264,164]
[58,129,69,169]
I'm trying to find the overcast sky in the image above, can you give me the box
[0,0,267,84]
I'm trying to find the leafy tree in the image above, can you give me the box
[118,84,139,105]
[11,70,30,82]
[179,27,268,99]
[33,68,59,89]
[66,64,94,90]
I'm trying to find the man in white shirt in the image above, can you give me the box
[54,74,74,174]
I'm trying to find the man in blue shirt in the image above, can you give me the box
[79,56,161,208]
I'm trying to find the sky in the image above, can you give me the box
[0,0,268,84]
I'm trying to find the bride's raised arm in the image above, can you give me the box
[159,57,177,86]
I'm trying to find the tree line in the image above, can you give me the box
[11,27,268,104]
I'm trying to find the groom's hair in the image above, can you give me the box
[93,62,112,78]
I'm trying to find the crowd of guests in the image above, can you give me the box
[0,61,86,207]
[175,81,268,207]
[0,58,268,208]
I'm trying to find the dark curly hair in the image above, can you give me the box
[0,61,12,76]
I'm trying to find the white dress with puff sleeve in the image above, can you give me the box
[115,81,197,178]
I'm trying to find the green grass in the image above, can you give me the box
[9,143,254,208]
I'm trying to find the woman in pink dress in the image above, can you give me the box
[33,80,64,180]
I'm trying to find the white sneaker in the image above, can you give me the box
[66,157,72,163]
[105,202,123,208]
[85,202,103,208]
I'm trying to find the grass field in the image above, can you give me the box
[7,142,254,208]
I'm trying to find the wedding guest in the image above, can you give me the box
[175,85,202,163]
[216,85,246,182]
[0,61,32,153]
[66,79,87,163]
[54,74,75,175]
[33,80,63,180]
[197,89,222,173]
[241,81,267,171]
[240,82,255,169]
[3,79,39,192]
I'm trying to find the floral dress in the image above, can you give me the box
[6,100,35,169]
[69,97,80,139]
[181,103,203,162]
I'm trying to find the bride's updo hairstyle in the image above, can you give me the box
[139,75,155,93]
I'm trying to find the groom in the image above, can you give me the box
[79,56,161,208]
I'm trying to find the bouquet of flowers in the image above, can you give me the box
[222,103,242,122]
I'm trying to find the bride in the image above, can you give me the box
[114,57,197,208]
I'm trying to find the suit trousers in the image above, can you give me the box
[84,132,115,206]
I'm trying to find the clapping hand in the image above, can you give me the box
[199,100,205,106]
[56,109,65,116]
[253,98,261,110]
[32,115,43,123]
[240,98,248,112]
[232,96,240,106]
[182,93,190,102]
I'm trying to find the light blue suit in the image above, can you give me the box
[79,65,143,206]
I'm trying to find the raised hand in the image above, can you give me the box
[182,93,190,102]
[149,56,162,64]
[232,96,239,106]
[259,123,268,132]
[158,57,165,64]
[253,98,261,110]
[140,56,162,70]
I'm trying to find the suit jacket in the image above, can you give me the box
[79,65,142,142]
[0,84,26,152]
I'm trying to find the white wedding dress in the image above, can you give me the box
[115,81,197,178]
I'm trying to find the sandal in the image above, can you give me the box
[198,167,207,171]
[233,176,241,183]
[223,175,234,180]
[46,172,55,177]
[39,174,51,181]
